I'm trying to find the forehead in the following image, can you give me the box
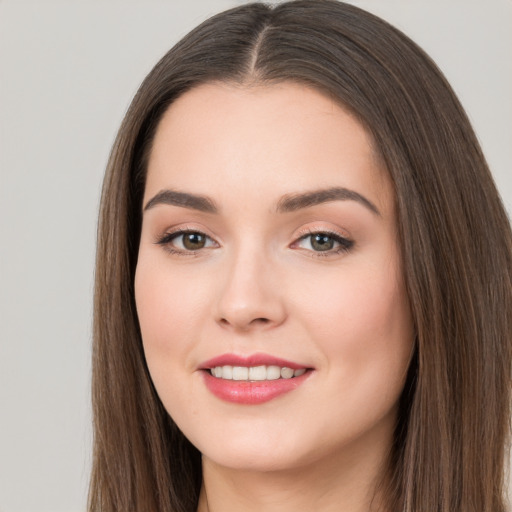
[145,82,393,215]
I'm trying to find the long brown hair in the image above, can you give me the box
[89,1,512,510]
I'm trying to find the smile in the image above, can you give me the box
[210,365,307,381]
[200,354,313,404]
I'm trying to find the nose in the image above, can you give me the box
[214,246,287,332]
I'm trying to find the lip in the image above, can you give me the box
[199,352,308,371]
[199,353,313,405]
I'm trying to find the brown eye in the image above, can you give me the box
[156,230,217,254]
[182,232,207,250]
[294,231,354,255]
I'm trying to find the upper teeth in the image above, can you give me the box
[210,365,306,381]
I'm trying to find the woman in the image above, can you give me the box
[89,1,512,511]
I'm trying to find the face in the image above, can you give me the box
[135,82,414,474]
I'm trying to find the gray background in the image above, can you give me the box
[1,1,510,511]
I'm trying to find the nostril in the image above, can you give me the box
[218,316,271,330]
[252,317,270,324]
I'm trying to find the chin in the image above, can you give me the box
[192,425,338,474]
[202,444,312,473]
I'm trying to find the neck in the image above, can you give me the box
[196,436,392,512]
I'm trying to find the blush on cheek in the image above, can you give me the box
[306,263,411,366]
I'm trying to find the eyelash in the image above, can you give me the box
[293,228,354,257]
[155,228,354,257]
[155,229,216,257]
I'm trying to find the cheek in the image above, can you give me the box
[134,259,211,423]
[134,258,207,370]
[296,259,413,385]
[291,265,413,444]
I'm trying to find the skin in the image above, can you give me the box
[135,82,414,512]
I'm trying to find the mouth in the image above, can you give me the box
[209,365,306,381]
[199,353,313,404]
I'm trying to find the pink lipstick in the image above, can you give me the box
[199,353,312,405]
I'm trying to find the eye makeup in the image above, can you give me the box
[154,225,354,259]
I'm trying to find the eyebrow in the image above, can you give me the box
[144,189,218,213]
[143,186,380,216]
[276,187,381,216]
